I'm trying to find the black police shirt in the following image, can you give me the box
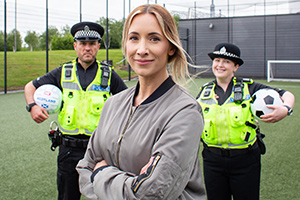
[32,59,127,139]
[32,59,127,94]
[213,78,286,106]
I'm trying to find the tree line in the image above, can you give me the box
[0,17,126,52]
[0,15,180,52]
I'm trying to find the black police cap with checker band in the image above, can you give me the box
[208,43,244,66]
[71,22,104,41]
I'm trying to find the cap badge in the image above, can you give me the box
[220,46,226,53]
[84,25,90,32]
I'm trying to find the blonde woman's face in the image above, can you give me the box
[125,13,175,79]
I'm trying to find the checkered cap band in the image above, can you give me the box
[212,50,240,59]
[74,30,102,40]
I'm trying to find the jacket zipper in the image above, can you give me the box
[116,106,136,168]
[133,154,161,193]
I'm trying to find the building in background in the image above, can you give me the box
[177,0,300,80]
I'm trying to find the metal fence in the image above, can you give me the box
[1,0,300,93]
[179,13,300,79]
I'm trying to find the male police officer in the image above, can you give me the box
[24,22,127,200]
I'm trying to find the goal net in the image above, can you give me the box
[267,60,300,82]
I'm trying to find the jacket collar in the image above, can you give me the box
[133,76,175,105]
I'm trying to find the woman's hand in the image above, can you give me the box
[260,90,295,123]
[260,105,289,123]
[94,160,108,171]
[139,156,155,175]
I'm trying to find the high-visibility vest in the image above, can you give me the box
[197,77,257,149]
[57,60,111,136]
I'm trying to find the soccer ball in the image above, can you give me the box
[250,88,283,119]
[34,84,62,114]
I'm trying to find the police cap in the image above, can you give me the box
[208,43,244,66]
[71,22,104,41]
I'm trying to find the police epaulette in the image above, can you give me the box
[59,60,73,67]
[202,81,214,88]
[100,61,112,68]
[196,81,214,99]
[242,78,252,83]
[236,77,252,83]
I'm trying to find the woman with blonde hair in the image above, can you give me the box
[76,4,206,199]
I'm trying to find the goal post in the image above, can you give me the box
[267,60,300,82]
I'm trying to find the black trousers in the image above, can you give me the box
[57,144,86,200]
[202,146,261,200]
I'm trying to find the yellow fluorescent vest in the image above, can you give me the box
[58,60,111,136]
[197,78,257,149]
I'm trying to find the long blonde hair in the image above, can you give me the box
[122,4,190,87]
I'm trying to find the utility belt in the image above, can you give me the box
[203,141,259,157]
[61,135,89,149]
[48,121,89,151]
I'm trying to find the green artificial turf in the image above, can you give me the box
[0,78,299,199]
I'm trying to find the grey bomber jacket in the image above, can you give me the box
[76,77,206,199]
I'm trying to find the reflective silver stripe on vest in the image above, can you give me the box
[60,127,79,134]
[62,82,81,90]
[87,87,93,91]
[200,96,233,105]
[200,99,216,105]
[60,126,93,135]
[87,86,98,92]
[85,129,93,135]
[204,137,256,148]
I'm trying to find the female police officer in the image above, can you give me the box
[197,43,295,200]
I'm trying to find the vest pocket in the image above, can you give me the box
[202,119,216,142]
[87,96,104,131]
[89,96,104,115]
[61,105,77,130]
[240,127,256,143]
[228,106,246,127]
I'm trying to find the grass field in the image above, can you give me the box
[0,49,135,91]
[0,78,299,199]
